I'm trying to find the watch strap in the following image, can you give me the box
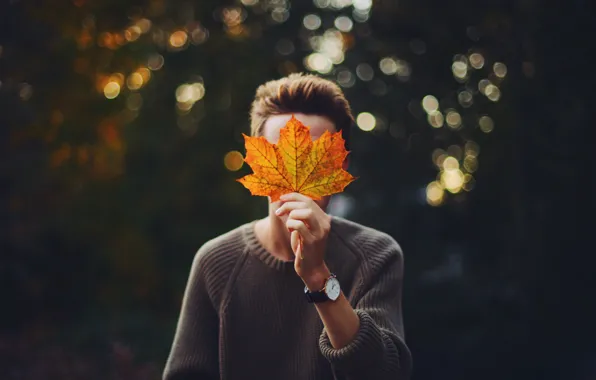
[304,273,336,303]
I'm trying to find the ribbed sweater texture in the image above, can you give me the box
[163,216,412,380]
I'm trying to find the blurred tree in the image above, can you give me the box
[1,0,593,379]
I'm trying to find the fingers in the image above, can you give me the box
[286,218,314,242]
[290,230,304,260]
[288,208,319,231]
[275,201,307,216]
[280,192,312,203]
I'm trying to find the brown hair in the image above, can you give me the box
[249,73,353,150]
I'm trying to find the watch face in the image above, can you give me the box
[325,277,341,301]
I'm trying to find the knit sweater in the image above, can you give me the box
[163,216,412,380]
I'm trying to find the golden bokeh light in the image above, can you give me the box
[136,18,152,33]
[148,54,164,70]
[478,79,491,94]
[125,26,142,42]
[190,27,209,44]
[394,59,411,81]
[337,69,355,88]
[356,63,374,81]
[458,90,473,107]
[176,83,205,103]
[432,148,446,167]
[103,81,120,99]
[441,168,465,193]
[379,57,398,75]
[452,55,468,80]
[422,95,439,113]
[169,30,188,48]
[126,72,143,90]
[426,181,444,206]
[469,53,485,69]
[445,110,462,129]
[224,151,244,171]
[223,7,245,27]
[465,141,480,157]
[442,156,459,171]
[334,16,353,32]
[427,110,444,128]
[493,62,508,78]
[447,145,463,160]
[479,115,494,133]
[305,53,333,74]
[356,112,376,131]
[463,174,476,191]
[463,155,478,173]
[137,67,151,83]
[485,84,501,102]
[303,14,322,30]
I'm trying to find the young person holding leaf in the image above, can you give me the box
[163,73,412,380]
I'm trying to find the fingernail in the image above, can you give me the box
[275,208,281,215]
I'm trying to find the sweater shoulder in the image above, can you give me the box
[192,223,249,304]
[331,216,403,270]
[195,223,248,265]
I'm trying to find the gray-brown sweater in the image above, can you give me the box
[163,216,412,380]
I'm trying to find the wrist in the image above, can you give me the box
[301,264,332,291]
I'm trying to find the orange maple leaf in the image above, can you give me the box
[237,115,356,202]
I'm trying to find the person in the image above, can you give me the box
[163,73,412,380]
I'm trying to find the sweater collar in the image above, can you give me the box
[243,216,339,273]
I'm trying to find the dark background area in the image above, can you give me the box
[1,0,594,379]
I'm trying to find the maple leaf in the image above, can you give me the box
[237,115,356,202]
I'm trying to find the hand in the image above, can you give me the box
[275,193,332,290]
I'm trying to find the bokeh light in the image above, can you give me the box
[148,54,164,70]
[443,156,459,170]
[469,53,485,69]
[305,53,333,74]
[303,14,322,30]
[169,30,188,49]
[452,55,468,81]
[337,69,356,88]
[463,155,478,172]
[445,110,462,129]
[493,62,508,78]
[176,82,205,111]
[422,95,439,113]
[426,181,444,206]
[478,79,491,94]
[484,84,501,101]
[380,57,398,75]
[356,63,374,81]
[458,90,473,107]
[357,112,376,131]
[427,111,444,128]
[479,115,494,133]
[465,140,480,157]
[126,72,143,90]
[334,16,353,32]
[441,167,465,193]
[305,29,345,73]
[103,81,120,99]
[224,151,244,171]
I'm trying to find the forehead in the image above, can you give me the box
[262,113,336,144]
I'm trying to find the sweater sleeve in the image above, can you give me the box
[319,238,413,379]
[163,250,219,380]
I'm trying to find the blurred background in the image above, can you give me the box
[1,0,594,379]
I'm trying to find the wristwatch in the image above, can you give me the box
[304,273,341,303]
